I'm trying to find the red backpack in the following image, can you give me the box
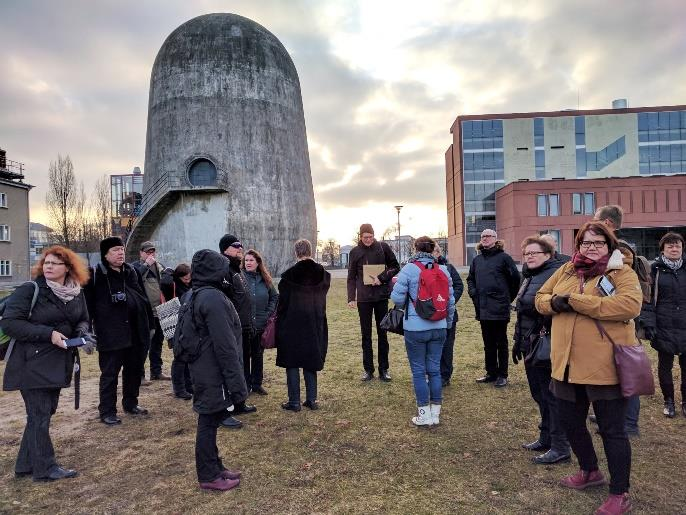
[412,261,449,321]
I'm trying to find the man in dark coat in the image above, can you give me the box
[183,249,247,490]
[84,237,153,425]
[346,223,399,381]
[277,239,331,411]
[467,229,520,388]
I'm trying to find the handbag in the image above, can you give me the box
[524,328,551,368]
[261,311,277,349]
[594,320,655,398]
[379,295,409,335]
[155,297,182,340]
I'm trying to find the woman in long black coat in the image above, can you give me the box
[276,239,331,411]
[1,246,92,482]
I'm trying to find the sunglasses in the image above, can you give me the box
[230,242,243,249]
[144,249,156,254]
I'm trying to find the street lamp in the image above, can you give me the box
[394,205,403,261]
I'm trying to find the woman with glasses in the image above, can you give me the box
[512,236,570,464]
[1,246,93,482]
[641,232,686,418]
[535,222,642,515]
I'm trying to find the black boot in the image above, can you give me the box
[681,401,686,417]
[663,398,676,418]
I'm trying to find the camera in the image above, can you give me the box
[111,292,127,303]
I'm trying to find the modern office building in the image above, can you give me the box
[446,102,686,264]
[111,167,144,238]
[0,149,33,285]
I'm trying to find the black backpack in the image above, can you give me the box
[172,286,212,363]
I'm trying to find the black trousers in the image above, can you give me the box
[479,320,509,378]
[286,368,317,405]
[440,319,457,381]
[557,387,631,495]
[243,330,265,389]
[147,318,164,376]
[657,350,686,402]
[98,347,144,417]
[171,358,193,395]
[357,300,389,373]
[16,388,60,479]
[196,410,230,482]
[525,364,569,453]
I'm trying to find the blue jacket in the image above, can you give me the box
[390,257,455,332]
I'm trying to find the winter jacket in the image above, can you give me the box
[642,257,686,355]
[131,260,164,314]
[390,257,455,332]
[467,241,521,321]
[276,259,330,371]
[347,240,400,303]
[244,271,278,331]
[160,274,191,302]
[84,262,152,352]
[437,256,464,323]
[2,276,89,391]
[187,250,248,414]
[221,255,254,333]
[535,250,643,385]
[513,258,563,354]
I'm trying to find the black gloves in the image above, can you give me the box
[551,294,574,313]
[512,343,524,365]
[78,331,97,354]
[643,326,656,341]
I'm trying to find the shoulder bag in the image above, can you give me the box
[524,326,551,368]
[379,294,409,336]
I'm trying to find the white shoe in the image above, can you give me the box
[411,405,433,427]
[430,404,441,425]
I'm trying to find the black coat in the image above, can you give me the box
[221,255,254,332]
[347,240,399,303]
[276,259,331,371]
[2,276,89,391]
[643,257,686,355]
[513,258,563,353]
[437,256,464,323]
[187,250,247,414]
[244,271,278,331]
[467,241,520,321]
[84,262,152,352]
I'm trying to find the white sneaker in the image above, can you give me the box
[411,405,433,427]
[430,404,441,425]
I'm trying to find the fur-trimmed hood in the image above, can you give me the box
[476,240,505,252]
[606,249,625,271]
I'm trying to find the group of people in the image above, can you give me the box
[2,206,684,513]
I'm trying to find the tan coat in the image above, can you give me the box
[535,250,643,385]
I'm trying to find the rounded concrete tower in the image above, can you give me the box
[129,13,316,274]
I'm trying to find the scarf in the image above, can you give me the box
[46,276,82,303]
[571,251,610,282]
[660,254,683,271]
[409,251,436,263]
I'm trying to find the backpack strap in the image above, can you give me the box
[4,281,39,362]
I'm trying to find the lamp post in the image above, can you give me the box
[394,205,403,261]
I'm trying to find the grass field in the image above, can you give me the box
[1,277,685,514]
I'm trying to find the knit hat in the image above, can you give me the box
[359,223,374,236]
[219,234,240,254]
[100,236,124,260]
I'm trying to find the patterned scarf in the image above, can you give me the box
[46,276,82,303]
[660,254,683,271]
[572,251,610,281]
[409,251,436,263]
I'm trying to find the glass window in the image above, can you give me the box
[0,225,10,241]
[639,162,649,174]
[584,193,595,215]
[0,192,6,208]
[670,111,680,129]
[617,136,626,156]
[494,120,503,137]
[462,121,473,139]
[659,111,670,129]
[681,111,686,128]
[463,153,474,170]
[671,144,681,162]
[576,149,586,177]
[472,121,483,137]
[575,116,585,134]
[586,152,597,171]
[537,195,548,216]
[648,113,659,130]
[0,260,11,276]
[597,147,607,168]
[572,193,582,214]
[188,159,217,186]
[535,150,545,166]
[549,194,559,216]
[637,113,648,131]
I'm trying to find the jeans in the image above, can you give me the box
[657,351,686,402]
[195,410,230,482]
[524,364,569,453]
[243,330,265,388]
[357,300,390,373]
[440,319,457,381]
[148,318,164,376]
[557,386,631,495]
[286,368,317,405]
[404,329,446,406]
[624,395,640,435]
[479,320,509,378]
[98,347,144,417]
[16,388,60,479]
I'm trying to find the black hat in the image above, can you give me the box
[219,234,240,254]
[100,236,124,260]
[359,223,374,236]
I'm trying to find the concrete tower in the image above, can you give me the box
[128,13,317,274]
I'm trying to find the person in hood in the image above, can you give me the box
[467,229,520,388]
[185,249,247,491]
[535,221,642,515]
[512,236,570,465]
[347,223,399,382]
[277,239,331,411]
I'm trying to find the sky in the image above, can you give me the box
[1,0,685,245]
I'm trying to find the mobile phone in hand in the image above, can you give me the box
[597,276,616,297]
[63,337,86,348]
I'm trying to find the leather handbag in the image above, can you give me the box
[594,320,655,398]
[524,328,551,368]
[379,295,409,336]
[261,311,277,349]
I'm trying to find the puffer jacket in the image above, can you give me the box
[642,257,686,355]
[2,276,89,391]
[467,241,520,321]
[535,250,643,385]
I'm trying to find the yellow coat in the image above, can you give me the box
[535,250,643,385]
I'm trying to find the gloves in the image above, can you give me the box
[79,332,97,355]
[551,294,574,313]
[512,342,524,365]
[643,326,656,341]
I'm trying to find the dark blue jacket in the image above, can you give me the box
[244,271,278,331]
[467,241,520,321]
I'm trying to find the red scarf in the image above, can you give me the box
[572,251,610,283]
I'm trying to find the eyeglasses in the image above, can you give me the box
[523,251,545,257]
[43,260,65,266]
[481,235,495,239]
[580,240,607,249]
[144,249,156,254]
[230,242,243,249]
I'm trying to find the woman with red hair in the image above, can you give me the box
[1,245,93,482]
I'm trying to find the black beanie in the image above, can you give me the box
[218,234,239,254]
[100,236,124,260]
[359,223,374,236]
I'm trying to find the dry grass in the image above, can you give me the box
[1,277,685,514]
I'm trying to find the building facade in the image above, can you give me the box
[446,103,686,265]
[29,222,54,262]
[0,149,33,285]
[111,167,143,239]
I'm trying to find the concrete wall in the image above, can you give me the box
[0,182,31,284]
[544,116,577,179]
[503,118,534,183]
[585,113,639,178]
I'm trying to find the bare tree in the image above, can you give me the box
[322,238,340,268]
[91,174,111,240]
[45,154,77,247]
[382,225,396,241]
